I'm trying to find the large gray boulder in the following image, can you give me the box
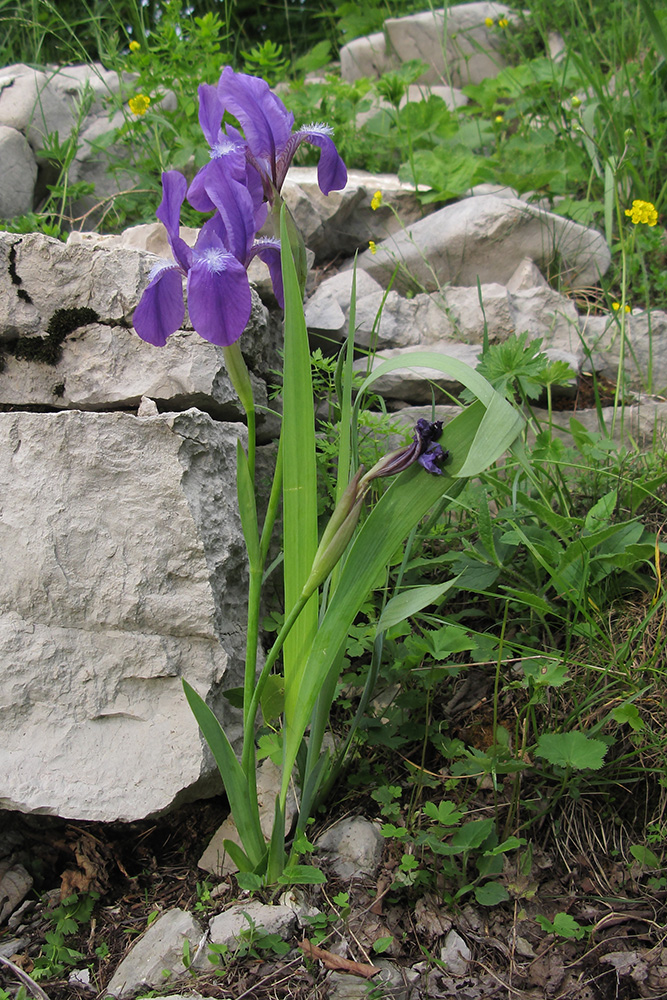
[384,3,523,87]
[357,194,610,293]
[0,408,249,822]
[0,64,75,152]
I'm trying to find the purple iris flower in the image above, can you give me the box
[191,67,347,207]
[133,169,283,348]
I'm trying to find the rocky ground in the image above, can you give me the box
[2,767,667,1000]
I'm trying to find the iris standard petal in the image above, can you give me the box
[133,265,185,346]
[155,171,193,272]
[217,66,294,174]
[202,161,256,263]
[198,82,224,147]
[187,253,252,346]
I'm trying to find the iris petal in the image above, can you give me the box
[187,256,252,346]
[217,66,294,172]
[202,161,256,262]
[133,266,185,346]
[295,124,348,195]
[156,171,193,271]
[250,238,284,308]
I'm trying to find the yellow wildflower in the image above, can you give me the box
[612,302,631,313]
[498,17,509,27]
[484,16,494,27]
[625,199,658,226]
[494,115,504,123]
[129,40,141,52]
[369,240,377,255]
[571,95,582,108]
[129,94,151,116]
[371,190,383,211]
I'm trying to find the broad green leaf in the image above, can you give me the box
[280,207,319,687]
[629,845,661,868]
[277,865,327,884]
[183,680,265,866]
[451,819,495,851]
[584,489,616,531]
[267,796,286,884]
[260,675,285,724]
[484,836,527,856]
[536,912,587,939]
[611,703,644,732]
[423,800,466,826]
[224,840,255,874]
[377,578,460,632]
[521,657,569,688]
[474,883,509,906]
[535,731,608,770]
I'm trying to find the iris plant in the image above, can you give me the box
[128,66,524,886]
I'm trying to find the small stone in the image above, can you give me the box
[208,901,296,952]
[106,909,205,998]
[316,816,384,879]
[439,929,471,975]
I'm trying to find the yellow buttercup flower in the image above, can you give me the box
[625,199,658,226]
[498,17,509,27]
[371,190,383,211]
[129,40,141,52]
[494,115,504,123]
[612,302,631,313]
[129,94,151,116]
[369,240,377,254]
[484,16,494,27]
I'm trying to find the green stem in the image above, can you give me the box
[223,342,256,480]
[241,592,310,777]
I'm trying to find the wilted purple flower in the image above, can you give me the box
[191,67,347,208]
[363,419,448,481]
[133,168,282,348]
[301,421,448,598]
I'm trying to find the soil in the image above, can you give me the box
[2,773,667,1000]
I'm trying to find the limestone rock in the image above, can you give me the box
[267,168,431,260]
[208,901,297,951]
[0,64,75,151]
[0,231,277,433]
[340,32,400,82]
[440,929,471,974]
[357,194,610,293]
[316,816,384,878]
[0,126,36,218]
[0,230,152,337]
[0,408,252,821]
[384,3,523,87]
[106,909,206,997]
[579,310,667,391]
